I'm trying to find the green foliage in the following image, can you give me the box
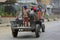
[0,4,21,17]
[0,12,16,17]
[0,6,17,17]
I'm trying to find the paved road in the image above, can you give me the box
[0,21,60,40]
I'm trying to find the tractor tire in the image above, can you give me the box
[35,24,40,38]
[42,24,45,32]
[12,29,18,38]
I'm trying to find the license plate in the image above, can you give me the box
[19,29,23,31]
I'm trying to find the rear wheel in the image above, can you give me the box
[35,24,40,38]
[42,24,45,32]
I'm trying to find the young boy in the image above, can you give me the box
[23,6,29,26]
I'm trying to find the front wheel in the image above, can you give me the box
[12,29,18,38]
[35,24,40,38]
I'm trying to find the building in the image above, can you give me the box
[41,0,50,5]
[0,0,6,2]
[50,0,60,14]
[50,0,60,8]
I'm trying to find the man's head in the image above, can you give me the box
[33,6,36,12]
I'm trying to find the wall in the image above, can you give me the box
[0,0,6,2]
[0,17,15,23]
[50,0,60,8]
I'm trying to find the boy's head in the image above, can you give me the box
[31,8,33,10]
[23,5,27,10]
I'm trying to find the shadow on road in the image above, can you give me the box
[16,35,37,39]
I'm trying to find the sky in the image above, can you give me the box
[18,0,37,3]
[0,0,37,3]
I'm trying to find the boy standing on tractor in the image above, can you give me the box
[23,5,29,26]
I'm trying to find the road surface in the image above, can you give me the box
[0,21,60,40]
